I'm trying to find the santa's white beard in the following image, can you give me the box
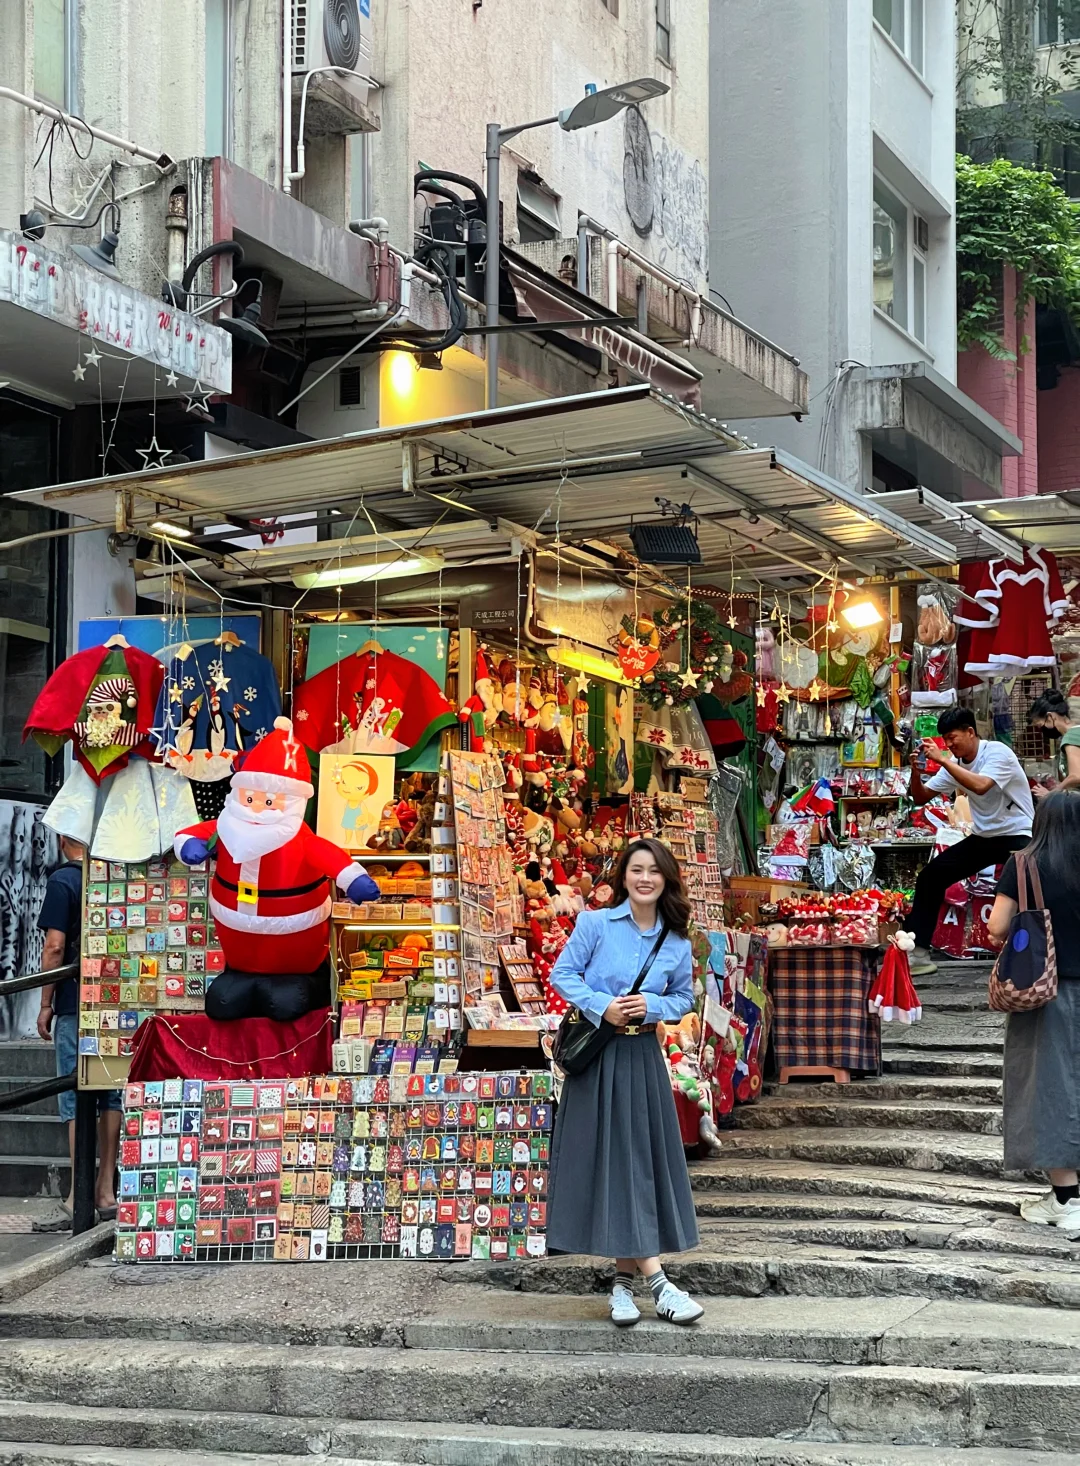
[217,795,306,863]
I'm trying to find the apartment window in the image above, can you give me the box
[35,0,71,108]
[517,176,561,244]
[205,0,233,157]
[873,177,929,343]
[873,0,924,72]
[656,0,672,62]
[1039,0,1080,43]
[601,0,619,14]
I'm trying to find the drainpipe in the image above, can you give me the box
[282,0,293,192]
[164,187,188,299]
[289,68,381,193]
[350,217,390,244]
[577,217,589,295]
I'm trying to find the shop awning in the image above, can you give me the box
[8,384,968,583]
[866,487,1025,565]
[961,493,1080,557]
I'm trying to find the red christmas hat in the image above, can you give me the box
[550,859,570,887]
[231,717,314,800]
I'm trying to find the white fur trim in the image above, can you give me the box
[210,893,331,934]
[230,769,314,799]
[336,862,369,891]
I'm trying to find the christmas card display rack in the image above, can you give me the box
[498,941,547,1016]
[114,1070,554,1264]
[447,750,525,1021]
[632,791,726,932]
[79,855,225,1086]
[329,755,462,1074]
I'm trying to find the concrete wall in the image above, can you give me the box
[371,0,708,287]
[709,0,956,478]
[1038,367,1080,494]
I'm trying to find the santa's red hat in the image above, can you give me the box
[550,858,570,887]
[231,717,314,800]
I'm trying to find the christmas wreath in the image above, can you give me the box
[622,600,733,710]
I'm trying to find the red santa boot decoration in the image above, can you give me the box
[175,718,379,1020]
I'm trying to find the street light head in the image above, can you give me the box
[558,77,669,131]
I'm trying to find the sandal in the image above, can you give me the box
[31,1201,73,1234]
[96,1205,118,1222]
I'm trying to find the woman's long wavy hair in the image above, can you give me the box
[609,838,692,938]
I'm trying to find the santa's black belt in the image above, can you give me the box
[215,876,327,899]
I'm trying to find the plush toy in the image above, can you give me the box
[764,922,788,948]
[498,658,527,724]
[457,647,500,732]
[658,1012,723,1153]
[175,718,379,1018]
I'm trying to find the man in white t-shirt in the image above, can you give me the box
[904,706,1033,974]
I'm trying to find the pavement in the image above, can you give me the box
[0,1200,75,1269]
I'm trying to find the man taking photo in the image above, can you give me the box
[904,707,1033,976]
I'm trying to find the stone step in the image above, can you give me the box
[693,1192,999,1227]
[689,1157,1035,1212]
[0,1116,68,1160]
[715,1125,1012,1179]
[0,1157,67,1200]
[763,1076,1002,1104]
[693,1216,1080,1263]
[881,1014,1004,1051]
[0,1046,58,1082]
[883,1050,1002,1078]
[0,1082,63,1117]
[3,1336,1080,1448]
[462,1241,1080,1309]
[0,1408,1066,1466]
[738,1100,1002,1136]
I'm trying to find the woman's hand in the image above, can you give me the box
[603,993,649,1025]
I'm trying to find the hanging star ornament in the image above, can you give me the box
[678,665,700,691]
[137,435,172,470]
[83,347,102,369]
[574,672,590,694]
[808,678,825,702]
[165,370,179,388]
[755,683,768,707]
[776,683,792,703]
[727,612,738,630]
[72,361,87,382]
[210,668,231,693]
[184,380,213,415]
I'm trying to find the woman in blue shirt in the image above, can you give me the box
[547,838,703,1327]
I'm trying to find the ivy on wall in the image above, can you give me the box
[956,153,1080,356]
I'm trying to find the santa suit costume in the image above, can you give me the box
[957,549,1068,679]
[175,717,379,1022]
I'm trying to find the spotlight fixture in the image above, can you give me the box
[72,229,122,282]
[220,281,269,351]
[840,598,884,629]
[20,211,47,241]
[149,520,193,540]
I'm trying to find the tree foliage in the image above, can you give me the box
[956,153,1080,354]
[957,0,1080,159]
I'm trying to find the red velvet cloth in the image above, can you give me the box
[128,1008,334,1081]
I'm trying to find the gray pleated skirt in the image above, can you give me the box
[1003,979,1080,1172]
[547,1030,700,1259]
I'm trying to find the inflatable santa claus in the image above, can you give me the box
[175,717,379,1022]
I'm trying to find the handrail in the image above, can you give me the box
[0,961,77,997]
[0,1072,75,1113]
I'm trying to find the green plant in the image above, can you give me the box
[957,0,1080,158]
[956,153,1080,355]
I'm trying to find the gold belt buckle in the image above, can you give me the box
[624,1023,641,1036]
[237,882,258,905]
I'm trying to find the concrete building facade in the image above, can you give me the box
[709,0,1020,502]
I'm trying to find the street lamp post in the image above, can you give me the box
[484,78,669,411]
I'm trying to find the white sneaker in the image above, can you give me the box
[653,1280,704,1325]
[1020,1191,1080,1229]
[909,946,938,976]
[609,1284,640,1327]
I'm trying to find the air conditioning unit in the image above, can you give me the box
[292,0,375,130]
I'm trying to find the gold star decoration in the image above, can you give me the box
[574,672,590,694]
[678,666,700,691]
[755,683,768,707]
[210,669,231,693]
[727,613,738,629]
[776,683,791,703]
[808,678,824,702]
[169,684,183,704]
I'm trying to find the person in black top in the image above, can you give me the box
[32,837,122,1233]
[988,792,1080,1230]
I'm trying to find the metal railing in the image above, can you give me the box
[0,960,98,1234]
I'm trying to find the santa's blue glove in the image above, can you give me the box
[179,837,210,866]
[346,871,380,904]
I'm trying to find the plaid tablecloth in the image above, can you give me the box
[767,947,881,1073]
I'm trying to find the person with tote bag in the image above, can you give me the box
[546,838,704,1327]
[987,791,1080,1228]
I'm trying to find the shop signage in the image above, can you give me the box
[0,229,232,392]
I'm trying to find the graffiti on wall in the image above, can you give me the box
[622,109,708,286]
[0,802,59,1039]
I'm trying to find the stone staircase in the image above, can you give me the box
[0,959,1077,1463]
[0,1042,68,1200]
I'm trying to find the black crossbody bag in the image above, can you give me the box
[551,921,670,1076]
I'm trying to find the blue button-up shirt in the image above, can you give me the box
[550,905,694,1028]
